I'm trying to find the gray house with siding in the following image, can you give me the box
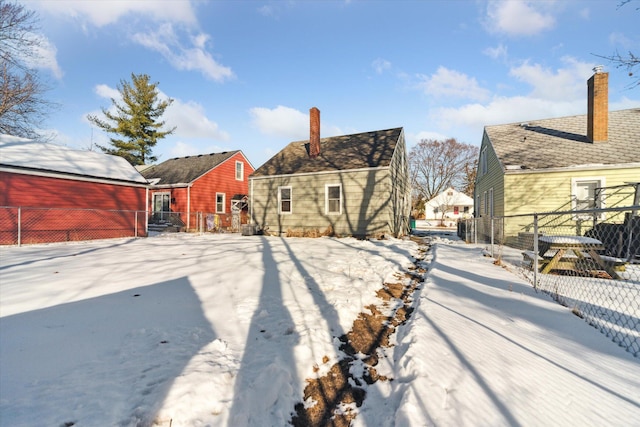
[249,108,411,238]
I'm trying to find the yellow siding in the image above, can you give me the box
[504,167,640,216]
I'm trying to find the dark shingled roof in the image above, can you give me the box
[251,127,403,177]
[141,151,239,184]
[486,108,640,171]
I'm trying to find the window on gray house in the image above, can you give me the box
[279,186,292,214]
[326,184,342,214]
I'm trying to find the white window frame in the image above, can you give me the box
[216,192,226,213]
[572,177,606,220]
[325,183,342,215]
[235,161,244,181]
[278,186,292,214]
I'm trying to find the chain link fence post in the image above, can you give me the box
[533,213,538,289]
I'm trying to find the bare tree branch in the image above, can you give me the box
[0,0,55,139]
[408,138,478,202]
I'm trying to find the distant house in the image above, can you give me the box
[0,135,149,245]
[249,108,411,238]
[424,187,474,226]
[141,151,254,231]
[474,69,640,237]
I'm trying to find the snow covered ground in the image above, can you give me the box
[1,232,639,426]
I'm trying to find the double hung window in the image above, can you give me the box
[279,186,292,214]
[325,184,342,215]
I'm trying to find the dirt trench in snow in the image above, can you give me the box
[290,240,429,427]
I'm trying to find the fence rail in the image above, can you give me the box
[0,206,251,246]
[0,206,147,246]
[460,206,640,357]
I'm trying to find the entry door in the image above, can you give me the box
[153,193,170,220]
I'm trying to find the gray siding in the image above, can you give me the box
[251,168,395,237]
[388,129,411,236]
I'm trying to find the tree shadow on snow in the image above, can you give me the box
[0,277,217,427]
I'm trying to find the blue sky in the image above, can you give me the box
[25,0,640,168]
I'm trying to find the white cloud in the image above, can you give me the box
[483,43,508,61]
[372,58,391,74]
[88,84,229,141]
[94,84,121,100]
[417,67,491,101]
[509,57,594,101]
[164,98,230,141]
[485,0,556,36]
[36,0,197,27]
[22,34,63,79]
[249,106,309,140]
[249,106,344,141]
[579,7,590,20]
[132,24,234,82]
[422,58,607,144]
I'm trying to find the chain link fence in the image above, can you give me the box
[1,206,253,246]
[459,206,640,357]
[0,206,147,246]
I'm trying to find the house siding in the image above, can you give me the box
[475,134,505,217]
[504,167,640,216]
[147,152,253,230]
[251,168,395,237]
[0,170,147,244]
[388,130,411,236]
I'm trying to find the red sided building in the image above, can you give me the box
[0,135,149,245]
[141,151,254,231]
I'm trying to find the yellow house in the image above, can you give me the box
[475,69,640,239]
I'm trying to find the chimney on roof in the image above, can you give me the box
[587,66,608,143]
[309,107,320,158]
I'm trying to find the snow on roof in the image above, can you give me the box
[0,135,148,184]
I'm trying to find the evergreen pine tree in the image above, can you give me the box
[88,73,175,165]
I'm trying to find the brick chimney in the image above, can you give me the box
[309,107,320,158]
[587,66,608,143]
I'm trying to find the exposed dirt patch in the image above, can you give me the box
[290,240,429,427]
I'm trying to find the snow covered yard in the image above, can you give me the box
[1,232,639,426]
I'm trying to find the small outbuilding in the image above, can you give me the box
[0,135,149,245]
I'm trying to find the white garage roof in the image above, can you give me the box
[0,135,148,184]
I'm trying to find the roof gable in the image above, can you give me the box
[141,151,240,184]
[427,187,474,206]
[0,135,148,184]
[485,108,640,171]
[251,128,403,177]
